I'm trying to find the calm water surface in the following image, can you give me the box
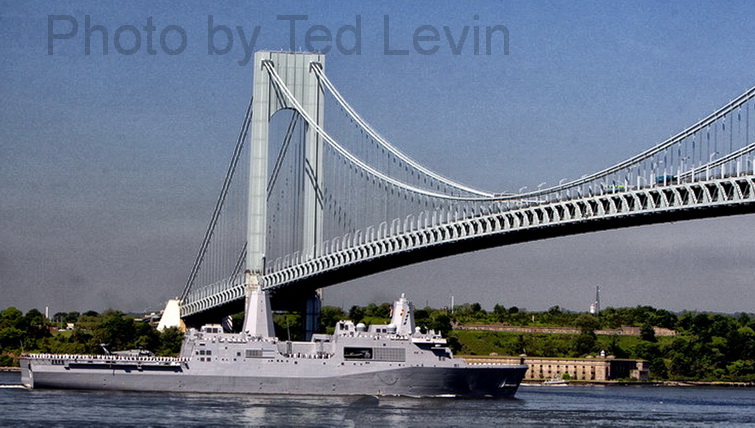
[1,372,753,427]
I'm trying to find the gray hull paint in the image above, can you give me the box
[22,360,526,397]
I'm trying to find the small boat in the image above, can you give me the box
[542,376,569,386]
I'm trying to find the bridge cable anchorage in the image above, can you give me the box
[180,96,253,302]
[310,63,493,198]
[263,61,500,202]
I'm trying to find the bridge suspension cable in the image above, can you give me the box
[312,64,755,204]
[180,97,253,302]
[267,113,303,196]
[522,86,755,198]
[311,64,494,198]
[263,60,502,202]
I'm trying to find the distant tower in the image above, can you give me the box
[596,286,601,314]
[590,286,600,315]
[589,286,601,315]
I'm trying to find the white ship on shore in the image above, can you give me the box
[21,280,527,398]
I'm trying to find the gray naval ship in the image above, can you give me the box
[21,276,527,398]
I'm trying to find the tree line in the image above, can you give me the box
[437,302,755,382]
[0,307,183,367]
[2,302,753,382]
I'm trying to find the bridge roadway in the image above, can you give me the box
[181,173,755,320]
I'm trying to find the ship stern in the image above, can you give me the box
[19,357,33,389]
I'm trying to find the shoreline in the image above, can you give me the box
[522,380,755,387]
[3,365,751,387]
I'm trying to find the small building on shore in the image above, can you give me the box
[465,355,649,382]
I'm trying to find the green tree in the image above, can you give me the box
[447,336,462,354]
[667,336,696,378]
[573,333,596,356]
[574,314,600,334]
[0,307,24,330]
[649,309,678,329]
[516,334,527,355]
[606,335,629,358]
[599,307,623,329]
[273,313,302,341]
[0,354,15,367]
[93,311,137,351]
[24,308,49,340]
[471,303,484,315]
[70,326,94,352]
[319,306,347,333]
[348,306,365,323]
[414,308,432,332]
[157,327,184,356]
[375,303,392,319]
[363,303,378,318]
[64,312,80,324]
[640,322,657,342]
[572,314,599,357]
[0,327,24,350]
[649,358,668,379]
[731,326,755,361]
[727,360,755,381]
[634,341,661,361]
[231,312,245,332]
[133,321,160,350]
[430,313,452,336]
[736,313,751,327]
[493,304,507,322]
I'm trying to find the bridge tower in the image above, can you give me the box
[247,51,325,338]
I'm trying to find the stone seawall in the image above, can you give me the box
[457,324,677,336]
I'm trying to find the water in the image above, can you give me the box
[1,372,754,427]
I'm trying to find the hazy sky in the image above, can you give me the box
[2,1,754,315]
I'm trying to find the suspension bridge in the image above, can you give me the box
[160,51,755,335]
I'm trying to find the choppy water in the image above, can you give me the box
[1,371,753,427]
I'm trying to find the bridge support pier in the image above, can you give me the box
[157,299,186,332]
[242,271,275,337]
[304,289,322,341]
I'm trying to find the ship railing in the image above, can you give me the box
[22,353,189,363]
[280,352,335,359]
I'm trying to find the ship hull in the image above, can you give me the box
[21,294,528,398]
[21,357,526,398]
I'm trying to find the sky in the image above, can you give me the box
[1,1,755,315]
